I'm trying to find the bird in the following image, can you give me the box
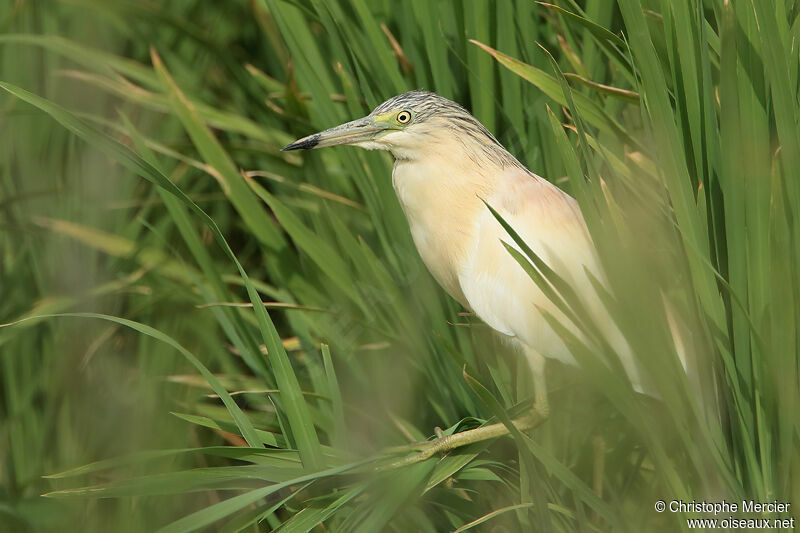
[283,90,638,462]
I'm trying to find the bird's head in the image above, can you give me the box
[282,90,513,164]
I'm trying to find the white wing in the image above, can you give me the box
[458,167,638,384]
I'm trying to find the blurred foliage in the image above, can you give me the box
[1,0,799,531]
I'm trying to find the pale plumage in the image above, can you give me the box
[283,90,639,459]
[389,117,641,385]
[391,137,586,357]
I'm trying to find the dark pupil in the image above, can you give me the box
[399,112,408,122]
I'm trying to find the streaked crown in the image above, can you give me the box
[371,90,520,169]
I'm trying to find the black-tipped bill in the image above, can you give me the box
[282,134,320,151]
[281,117,387,151]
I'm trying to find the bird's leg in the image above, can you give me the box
[387,349,549,468]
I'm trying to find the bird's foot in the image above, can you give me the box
[384,407,548,469]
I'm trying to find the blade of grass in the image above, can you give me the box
[0,81,324,468]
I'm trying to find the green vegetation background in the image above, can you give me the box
[1,0,798,531]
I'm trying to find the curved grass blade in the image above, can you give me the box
[0,34,158,87]
[454,503,534,533]
[155,458,376,533]
[271,485,365,532]
[148,50,284,251]
[462,369,617,527]
[218,481,314,533]
[0,82,323,468]
[470,40,640,150]
[563,73,639,103]
[0,313,262,449]
[47,465,311,498]
[45,447,302,480]
[536,3,625,47]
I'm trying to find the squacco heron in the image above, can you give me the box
[284,90,636,462]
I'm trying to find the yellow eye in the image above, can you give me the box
[396,110,412,124]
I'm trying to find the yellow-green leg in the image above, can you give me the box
[388,348,549,467]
